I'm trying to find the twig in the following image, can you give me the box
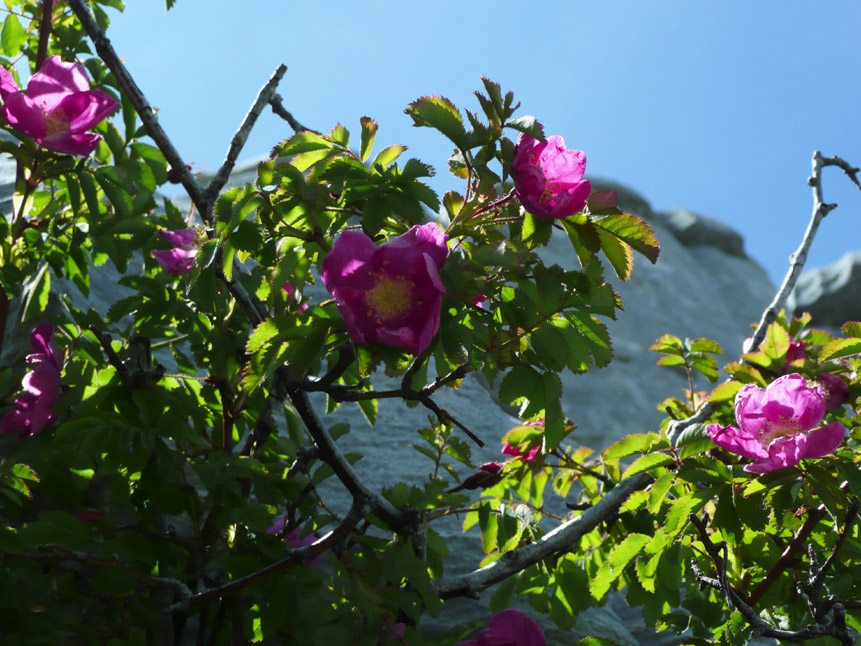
[204,65,287,202]
[689,512,858,645]
[32,544,193,599]
[35,0,53,72]
[432,473,652,598]
[66,0,206,217]
[269,94,320,135]
[419,395,484,447]
[749,151,861,351]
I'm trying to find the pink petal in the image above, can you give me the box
[734,384,769,436]
[2,92,47,139]
[37,131,101,156]
[27,56,91,106]
[801,421,846,459]
[156,229,198,249]
[55,90,119,133]
[707,423,768,460]
[28,322,62,371]
[0,66,18,101]
[761,374,824,431]
[152,248,197,275]
[485,609,546,646]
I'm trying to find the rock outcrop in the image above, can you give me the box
[789,249,861,328]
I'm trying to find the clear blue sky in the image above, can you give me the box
[106,1,861,287]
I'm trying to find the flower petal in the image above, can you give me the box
[55,90,119,133]
[156,229,198,249]
[27,56,91,104]
[152,247,197,275]
[801,421,846,459]
[707,423,768,459]
[761,373,824,431]
[0,66,19,101]
[38,131,102,156]
[2,92,47,138]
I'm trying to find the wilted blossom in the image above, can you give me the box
[785,337,806,366]
[321,223,448,355]
[456,609,546,646]
[446,462,504,493]
[512,134,591,219]
[707,373,845,473]
[0,55,119,156]
[819,373,849,410]
[1,322,62,437]
[152,227,207,275]
[267,516,323,566]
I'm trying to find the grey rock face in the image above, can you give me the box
[657,207,747,258]
[789,249,861,328]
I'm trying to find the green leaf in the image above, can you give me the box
[648,472,676,513]
[760,322,790,361]
[723,362,767,386]
[820,337,861,361]
[531,327,568,372]
[276,131,333,155]
[405,95,468,149]
[1,14,26,56]
[358,116,378,162]
[841,321,861,337]
[504,115,545,141]
[649,334,683,355]
[603,433,663,461]
[710,380,743,403]
[21,262,50,321]
[592,213,660,263]
[595,226,634,281]
[690,338,722,354]
[623,453,676,479]
[371,144,407,169]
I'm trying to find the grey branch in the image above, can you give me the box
[269,93,320,135]
[204,65,288,202]
[432,472,651,598]
[67,0,206,216]
[749,151,861,351]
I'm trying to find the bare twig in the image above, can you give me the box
[432,473,651,598]
[67,0,206,215]
[749,151,861,351]
[204,65,287,202]
[269,93,320,135]
[35,0,53,72]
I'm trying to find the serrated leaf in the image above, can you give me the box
[592,213,660,263]
[690,338,722,354]
[649,472,675,513]
[761,322,790,361]
[531,327,567,372]
[405,95,468,149]
[505,115,545,141]
[276,131,333,156]
[841,321,861,337]
[723,362,767,386]
[21,262,50,321]
[11,464,38,481]
[820,337,861,361]
[603,433,662,461]
[710,380,743,403]
[650,334,684,355]
[358,116,378,162]
[595,226,634,281]
[623,453,676,479]
[371,144,407,169]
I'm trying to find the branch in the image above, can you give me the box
[749,151,860,351]
[269,93,320,135]
[204,65,288,202]
[35,0,53,72]
[67,0,206,216]
[432,472,651,599]
[689,513,858,645]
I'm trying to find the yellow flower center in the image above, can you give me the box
[43,107,68,138]
[366,275,413,322]
[760,419,801,445]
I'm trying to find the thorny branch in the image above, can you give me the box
[690,512,858,645]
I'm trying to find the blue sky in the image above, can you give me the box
[106,1,861,286]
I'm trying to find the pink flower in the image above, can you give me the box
[707,373,845,473]
[456,609,546,646]
[282,281,308,314]
[502,443,541,463]
[512,134,591,219]
[152,228,205,275]
[819,373,849,410]
[472,293,489,309]
[267,516,323,566]
[0,56,118,156]
[785,337,806,366]
[321,223,448,355]
[1,322,62,437]
[446,462,504,493]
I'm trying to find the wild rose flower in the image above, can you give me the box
[267,516,323,566]
[819,373,849,410]
[456,609,546,646]
[512,134,591,219]
[1,322,62,437]
[502,443,541,463]
[152,227,207,275]
[446,462,504,493]
[707,373,845,473]
[0,56,119,156]
[784,337,806,366]
[321,223,448,355]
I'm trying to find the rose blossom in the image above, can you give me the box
[819,373,849,410]
[321,223,448,355]
[267,516,323,566]
[502,443,541,463]
[152,227,207,275]
[512,134,591,219]
[455,609,546,646]
[0,56,119,156]
[1,322,63,437]
[707,373,845,473]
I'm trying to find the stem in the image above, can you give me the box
[35,0,53,72]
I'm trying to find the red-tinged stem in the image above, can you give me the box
[35,0,53,72]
